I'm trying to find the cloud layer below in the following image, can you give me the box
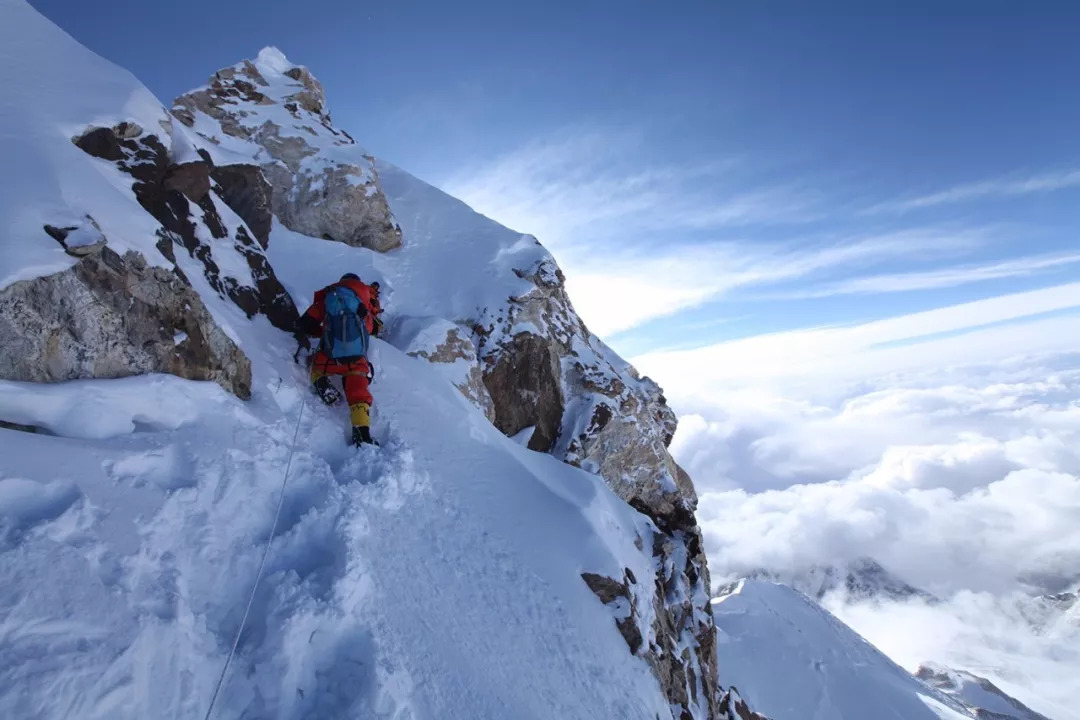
[635,302,1080,719]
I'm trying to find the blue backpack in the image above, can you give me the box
[322,284,370,360]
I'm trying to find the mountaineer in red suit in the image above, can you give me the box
[295,273,383,446]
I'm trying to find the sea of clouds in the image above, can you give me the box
[638,316,1080,719]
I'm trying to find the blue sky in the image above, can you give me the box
[31,0,1080,359]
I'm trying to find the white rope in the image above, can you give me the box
[203,397,307,720]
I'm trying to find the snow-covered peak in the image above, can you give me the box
[253,45,295,75]
[712,580,972,720]
[733,557,935,603]
[916,664,1052,720]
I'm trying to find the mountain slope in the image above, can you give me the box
[0,1,731,718]
[916,665,1053,720]
[1,335,679,718]
[712,580,974,720]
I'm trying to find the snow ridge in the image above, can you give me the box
[0,2,731,718]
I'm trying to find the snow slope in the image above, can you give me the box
[0,0,171,290]
[917,665,1053,720]
[712,580,974,720]
[0,1,688,717]
[0,329,678,719]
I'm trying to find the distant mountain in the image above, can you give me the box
[723,557,936,603]
[917,665,1054,720]
[711,580,970,720]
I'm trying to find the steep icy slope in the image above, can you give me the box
[173,47,721,716]
[0,0,735,717]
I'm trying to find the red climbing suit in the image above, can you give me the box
[299,277,382,429]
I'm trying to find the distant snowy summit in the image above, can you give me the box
[916,665,1053,720]
[712,580,1058,720]
[723,556,936,603]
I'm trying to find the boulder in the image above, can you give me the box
[43,216,107,257]
[0,247,251,398]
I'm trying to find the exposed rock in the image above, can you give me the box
[43,216,106,257]
[172,56,403,253]
[0,247,250,398]
[163,161,211,203]
[483,332,564,452]
[476,252,720,718]
[395,316,495,423]
[283,65,327,116]
[72,125,124,161]
[210,163,273,247]
[71,124,299,334]
[269,160,402,252]
[718,687,771,720]
[581,571,644,655]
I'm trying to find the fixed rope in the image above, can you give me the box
[203,397,307,720]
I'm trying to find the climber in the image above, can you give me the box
[294,273,383,446]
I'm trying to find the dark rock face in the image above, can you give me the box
[581,571,644,655]
[72,123,298,334]
[210,163,273,247]
[0,246,251,398]
[482,332,564,452]
[163,161,211,203]
[718,688,771,720]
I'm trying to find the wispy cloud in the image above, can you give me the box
[865,168,1080,215]
[759,251,1080,299]
[565,227,986,335]
[440,128,817,251]
[441,127,1014,336]
[634,282,1080,388]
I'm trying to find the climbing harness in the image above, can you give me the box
[202,397,307,720]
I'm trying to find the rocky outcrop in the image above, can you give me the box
[475,254,720,718]
[172,52,402,253]
[394,316,496,423]
[581,570,644,655]
[210,164,273,247]
[483,332,564,452]
[718,688,771,720]
[73,123,299,334]
[0,242,250,398]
